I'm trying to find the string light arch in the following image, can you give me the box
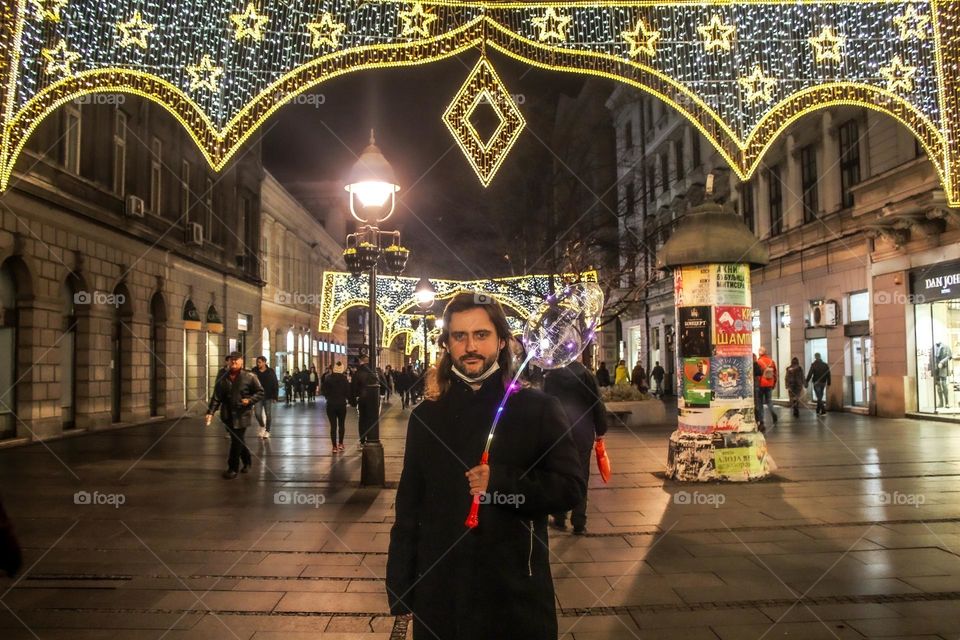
[2,1,958,202]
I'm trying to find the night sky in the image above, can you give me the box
[262,49,596,281]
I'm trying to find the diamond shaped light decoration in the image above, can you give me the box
[443,56,526,187]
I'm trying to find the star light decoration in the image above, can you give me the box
[698,14,735,52]
[31,0,68,22]
[622,17,660,58]
[117,11,155,49]
[2,1,959,205]
[531,7,573,43]
[442,56,526,187]
[41,39,81,77]
[231,2,269,41]
[308,13,347,49]
[738,65,777,103]
[186,54,223,93]
[808,26,844,64]
[893,3,930,41]
[880,55,918,93]
[398,2,438,38]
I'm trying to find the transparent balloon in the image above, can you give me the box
[522,282,605,370]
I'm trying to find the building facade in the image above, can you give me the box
[0,95,264,441]
[608,87,959,418]
[260,173,348,384]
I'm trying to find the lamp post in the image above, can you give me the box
[343,131,405,487]
[413,277,437,368]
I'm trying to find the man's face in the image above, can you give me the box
[229,357,243,371]
[447,307,505,378]
[256,359,266,371]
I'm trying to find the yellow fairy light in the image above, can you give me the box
[443,56,526,187]
[698,14,735,52]
[31,0,68,22]
[880,55,917,93]
[307,13,347,49]
[531,7,572,43]
[738,65,777,103]
[893,3,930,41]
[186,54,223,92]
[117,10,155,49]
[230,2,269,41]
[398,3,438,38]
[622,17,660,58]
[41,39,81,77]
[808,26,844,64]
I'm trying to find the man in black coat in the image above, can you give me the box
[350,353,381,446]
[544,361,607,534]
[387,292,585,640]
[205,352,264,479]
[595,361,611,387]
[253,356,279,439]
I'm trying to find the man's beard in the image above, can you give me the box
[452,351,499,378]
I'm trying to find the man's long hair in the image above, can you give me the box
[432,292,516,399]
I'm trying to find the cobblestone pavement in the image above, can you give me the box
[1,398,959,639]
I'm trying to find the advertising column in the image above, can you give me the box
[666,263,774,481]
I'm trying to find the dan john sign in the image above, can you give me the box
[910,260,960,304]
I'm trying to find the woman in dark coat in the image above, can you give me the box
[386,292,584,640]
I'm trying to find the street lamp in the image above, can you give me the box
[343,131,405,487]
[413,277,437,368]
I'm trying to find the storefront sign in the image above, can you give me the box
[910,260,960,303]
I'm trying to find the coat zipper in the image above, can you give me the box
[527,520,534,576]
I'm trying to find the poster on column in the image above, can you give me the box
[682,357,711,406]
[679,306,712,357]
[711,355,751,400]
[677,265,713,307]
[714,264,749,306]
[713,306,753,356]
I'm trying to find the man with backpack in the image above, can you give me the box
[756,347,779,431]
[805,352,832,415]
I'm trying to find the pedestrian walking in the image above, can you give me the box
[205,351,264,479]
[396,365,411,408]
[544,361,607,535]
[282,371,293,405]
[785,357,805,418]
[322,361,350,452]
[386,292,584,640]
[0,497,21,577]
[253,356,279,438]
[753,353,763,426]
[651,361,665,398]
[805,352,832,415]
[349,353,381,447]
[383,364,395,403]
[614,359,630,385]
[596,361,611,387]
[294,367,306,402]
[308,365,319,402]
[756,347,779,430]
[631,360,648,393]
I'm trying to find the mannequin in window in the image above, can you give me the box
[934,341,952,407]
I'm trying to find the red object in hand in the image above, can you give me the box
[595,438,611,483]
[464,452,490,528]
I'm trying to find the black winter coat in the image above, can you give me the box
[321,372,350,406]
[207,370,264,429]
[350,364,380,406]
[386,373,585,640]
[543,361,607,452]
[254,366,280,400]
